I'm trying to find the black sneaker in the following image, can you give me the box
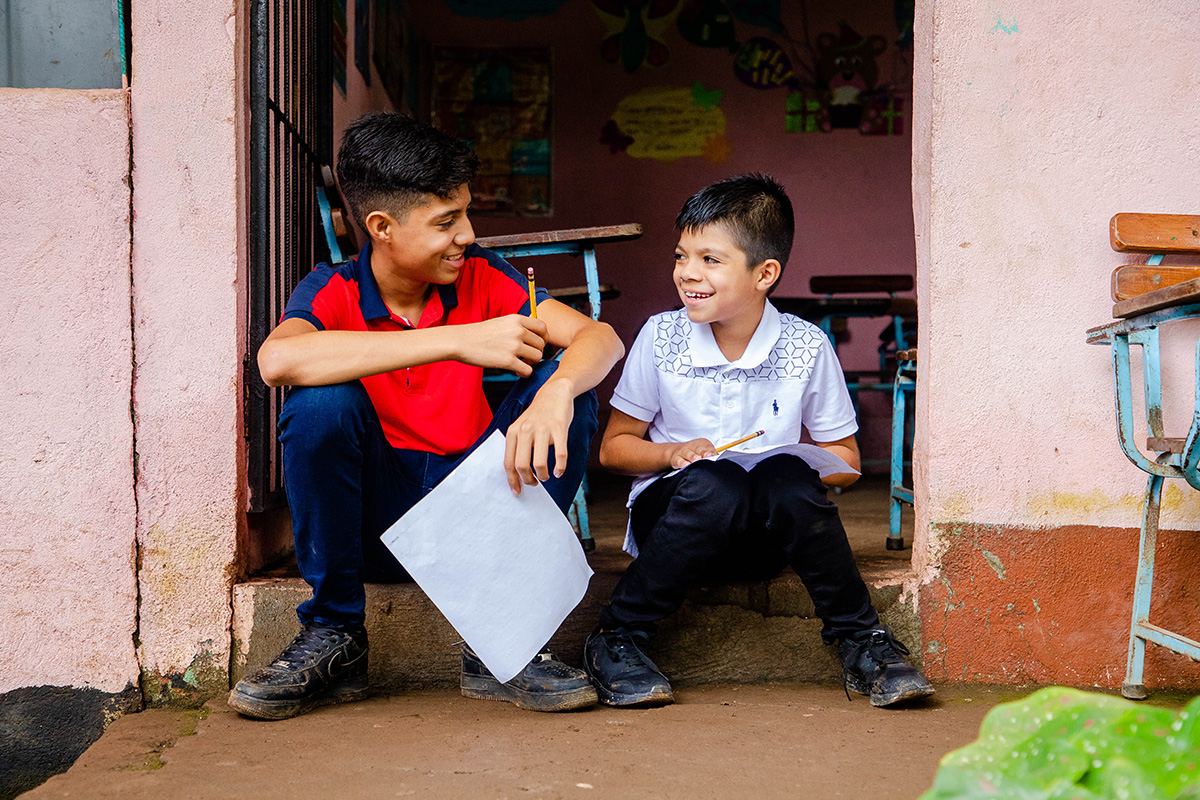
[227,622,369,720]
[461,645,598,712]
[584,628,674,708]
[838,626,934,707]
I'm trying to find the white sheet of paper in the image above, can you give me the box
[380,431,593,684]
[664,443,860,480]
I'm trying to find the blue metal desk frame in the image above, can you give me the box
[888,350,916,550]
[1086,302,1200,699]
[476,226,643,549]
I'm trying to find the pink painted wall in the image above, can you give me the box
[129,0,246,701]
[912,0,1200,687]
[0,89,138,694]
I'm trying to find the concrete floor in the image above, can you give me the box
[23,684,1025,800]
[23,473,937,800]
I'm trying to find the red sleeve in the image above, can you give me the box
[282,265,354,330]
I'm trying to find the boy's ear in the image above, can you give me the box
[363,209,395,241]
[755,259,782,292]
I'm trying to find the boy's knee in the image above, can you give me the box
[676,459,750,499]
[751,455,833,509]
[280,382,374,445]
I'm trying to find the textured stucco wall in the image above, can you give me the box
[912,0,1200,687]
[0,88,138,696]
[130,1,245,702]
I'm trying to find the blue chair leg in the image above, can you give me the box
[1122,471,1165,700]
[888,366,914,550]
[569,475,595,553]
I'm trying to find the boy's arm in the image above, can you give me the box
[598,409,717,475]
[814,435,861,488]
[257,315,548,387]
[503,298,625,493]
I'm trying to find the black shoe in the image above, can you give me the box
[838,626,934,707]
[461,645,598,712]
[227,622,369,720]
[584,629,674,708]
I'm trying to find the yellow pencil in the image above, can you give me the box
[715,430,765,453]
[527,266,538,320]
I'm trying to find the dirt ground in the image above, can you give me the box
[24,683,1029,800]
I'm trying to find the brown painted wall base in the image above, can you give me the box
[921,522,1200,689]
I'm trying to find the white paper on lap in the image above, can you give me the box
[663,442,859,480]
[380,431,593,684]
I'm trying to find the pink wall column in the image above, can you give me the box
[912,0,1200,687]
[130,1,246,702]
[0,89,139,697]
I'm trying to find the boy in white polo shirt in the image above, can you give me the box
[584,174,933,709]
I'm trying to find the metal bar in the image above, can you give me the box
[1111,335,1181,477]
[487,243,586,260]
[1087,303,1200,344]
[1123,470,1164,695]
[583,247,601,321]
[1135,622,1200,662]
[1134,328,1164,438]
[247,0,272,511]
[316,185,343,261]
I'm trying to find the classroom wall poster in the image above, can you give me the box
[604,83,729,164]
[432,47,552,216]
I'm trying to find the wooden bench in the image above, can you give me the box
[1084,212,1200,701]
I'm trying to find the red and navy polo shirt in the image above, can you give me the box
[281,240,550,455]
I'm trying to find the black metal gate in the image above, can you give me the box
[246,0,334,512]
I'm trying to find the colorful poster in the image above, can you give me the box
[432,48,552,216]
[593,0,680,73]
[606,83,727,163]
[733,37,800,91]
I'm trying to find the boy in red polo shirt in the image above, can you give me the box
[228,112,624,720]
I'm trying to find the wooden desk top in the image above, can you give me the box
[477,224,643,249]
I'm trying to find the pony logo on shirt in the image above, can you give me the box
[773,400,779,416]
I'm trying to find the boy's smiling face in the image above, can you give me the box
[368,183,475,285]
[673,223,777,330]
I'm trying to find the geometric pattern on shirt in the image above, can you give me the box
[651,309,823,383]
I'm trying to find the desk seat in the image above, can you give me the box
[1085,212,1200,701]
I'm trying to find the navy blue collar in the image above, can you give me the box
[349,239,460,321]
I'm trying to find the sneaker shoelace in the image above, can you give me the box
[843,629,910,700]
[606,632,653,670]
[272,626,341,669]
[861,629,910,667]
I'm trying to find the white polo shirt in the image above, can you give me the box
[610,300,858,554]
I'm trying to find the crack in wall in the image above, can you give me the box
[125,90,143,702]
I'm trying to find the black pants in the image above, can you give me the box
[598,455,879,644]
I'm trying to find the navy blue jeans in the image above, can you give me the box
[279,361,599,627]
[598,455,879,644]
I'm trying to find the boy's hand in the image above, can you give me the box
[458,315,547,377]
[665,438,717,470]
[504,378,574,495]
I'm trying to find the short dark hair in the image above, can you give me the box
[336,112,480,229]
[675,173,795,293]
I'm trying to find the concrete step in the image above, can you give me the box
[230,555,919,693]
